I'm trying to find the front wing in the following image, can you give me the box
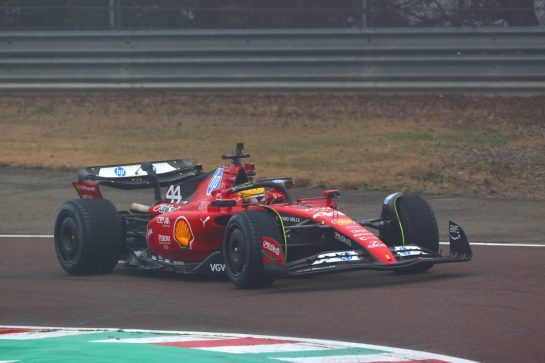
[285,221,472,276]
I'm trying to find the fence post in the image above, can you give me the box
[108,0,122,29]
[361,0,368,28]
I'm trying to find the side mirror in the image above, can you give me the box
[324,189,340,208]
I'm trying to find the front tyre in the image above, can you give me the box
[380,193,439,274]
[54,199,123,275]
[223,210,282,289]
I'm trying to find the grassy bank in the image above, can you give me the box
[1,94,544,198]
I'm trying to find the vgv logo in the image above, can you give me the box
[210,263,226,272]
[114,167,126,177]
[206,168,223,195]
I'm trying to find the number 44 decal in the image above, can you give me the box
[166,185,182,203]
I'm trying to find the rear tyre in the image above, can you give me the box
[54,199,123,275]
[380,194,439,274]
[223,210,282,289]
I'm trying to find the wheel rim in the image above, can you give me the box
[59,217,80,263]
[227,229,246,276]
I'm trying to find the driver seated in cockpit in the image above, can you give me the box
[239,187,286,205]
[239,187,267,204]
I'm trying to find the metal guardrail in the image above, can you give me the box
[0,28,544,93]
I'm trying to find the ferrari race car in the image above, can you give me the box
[54,143,472,289]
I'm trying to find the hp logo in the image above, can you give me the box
[114,167,126,177]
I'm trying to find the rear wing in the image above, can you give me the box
[74,159,203,198]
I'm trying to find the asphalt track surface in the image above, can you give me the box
[1,166,545,363]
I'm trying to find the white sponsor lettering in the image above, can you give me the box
[158,234,171,242]
[334,232,352,245]
[346,226,379,242]
[282,216,301,223]
[150,254,185,265]
[367,240,387,249]
[157,216,170,225]
[263,240,280,256]
[312,211,346,219]
[210,263,226,272]
[158,234,171,249]
[77,185,96,192]
[345,225,361,230]
[394,245,425,257]
[153,204,178,213]
[312,251,362,265]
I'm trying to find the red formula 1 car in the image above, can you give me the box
[54,143,472,288]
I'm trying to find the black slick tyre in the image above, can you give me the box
[223,210,282,289]
[54,199,123,275]
[381,194,439,274]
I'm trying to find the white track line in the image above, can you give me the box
[0,235,544,248]
[274,355,415,363]
[439,241,545,247]
[0,235,53,238]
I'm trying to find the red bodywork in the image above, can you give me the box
[74,161,397,267]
